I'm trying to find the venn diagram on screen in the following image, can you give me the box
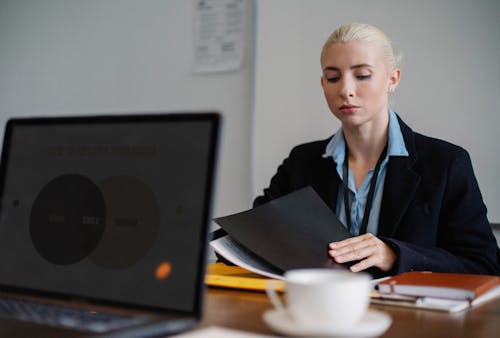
[29,174,160,269]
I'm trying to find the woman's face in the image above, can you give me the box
[320,41,400,129]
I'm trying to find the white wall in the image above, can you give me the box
[0,0,256,218]
[253,0,500,221]
[1,0,499,227]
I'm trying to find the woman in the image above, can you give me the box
[254,23,499,277]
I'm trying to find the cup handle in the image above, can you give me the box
[266,280,285,312]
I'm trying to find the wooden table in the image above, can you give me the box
[199,287,500,337]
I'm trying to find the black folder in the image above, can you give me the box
[213,186,351,272]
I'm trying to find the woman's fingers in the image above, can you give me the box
[328,233,396,272]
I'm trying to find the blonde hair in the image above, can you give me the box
[321,23,402,69]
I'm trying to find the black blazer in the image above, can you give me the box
[254,116,500,276]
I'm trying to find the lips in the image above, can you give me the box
[339,104,360,114]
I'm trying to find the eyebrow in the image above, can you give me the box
[323,64,373,72]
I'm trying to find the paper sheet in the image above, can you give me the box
[210,235,283,280]
[193,0,245,73]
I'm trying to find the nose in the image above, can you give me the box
[340,77,355,98]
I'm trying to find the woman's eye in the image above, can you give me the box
[356,75,371,80]
[326,77,340,83]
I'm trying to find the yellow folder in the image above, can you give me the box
[205,262,284,292]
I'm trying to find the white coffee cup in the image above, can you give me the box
[266,268,372,327]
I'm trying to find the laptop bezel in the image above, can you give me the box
[0,112,221,320]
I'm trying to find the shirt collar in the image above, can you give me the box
[322,110,409,160]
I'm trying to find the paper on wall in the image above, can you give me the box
[192,0,245,73]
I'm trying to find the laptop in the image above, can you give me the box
[0,112,220,337]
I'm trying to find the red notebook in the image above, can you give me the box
[377,271,500,301]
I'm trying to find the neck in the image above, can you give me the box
[343,113,389,165]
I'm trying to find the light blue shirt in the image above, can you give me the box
[322,111,409,236]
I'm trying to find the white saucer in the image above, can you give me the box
[263,308,392,338]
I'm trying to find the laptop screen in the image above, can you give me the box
[0,113,219,315]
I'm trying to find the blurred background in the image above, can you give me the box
[1,0,498,244]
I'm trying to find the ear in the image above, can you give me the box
[388,68,401,92]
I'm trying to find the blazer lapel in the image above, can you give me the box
[378,115,421,237]
[378,157,420,237]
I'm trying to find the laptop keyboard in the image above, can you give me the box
[0,297,149,333]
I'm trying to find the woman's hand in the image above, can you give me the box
[328,233,396,272]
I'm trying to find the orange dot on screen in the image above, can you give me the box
[155,262,172,280]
